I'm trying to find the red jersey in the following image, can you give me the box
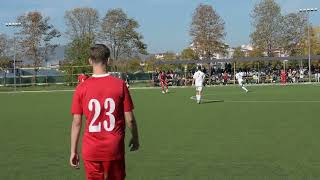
[223,73,228,80]
[159,73,166,81]
[71,74,134,161]
[78,74,88,83]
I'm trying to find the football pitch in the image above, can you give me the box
[1,85,320,180]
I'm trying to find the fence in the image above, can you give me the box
[0,65,156,90]
[1,64,320,91]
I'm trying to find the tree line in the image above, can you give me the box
[187,0,319,61]
[0,8,147,69]
[0,0,320,73]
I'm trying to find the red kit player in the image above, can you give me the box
[281,70,286,85]
[159,71,168,94]
[223,71,228,85]
[70,44,140,180]
[78,73,88,83]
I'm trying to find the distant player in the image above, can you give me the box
[281,70,286,85]
[78,73,88,83]
[70,44,140,180]
[192,66,205,104]
[235,71,249,93]
[124,72,130,88]
[159,71,168,94]
[223,71,228,85]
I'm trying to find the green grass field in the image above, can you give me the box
[1,85,320,180]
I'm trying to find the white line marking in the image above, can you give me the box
[0,89,75,94]
[0,85,196,94]
[225,100,320,103]
[190,96,320,103]
[0,82,320,94]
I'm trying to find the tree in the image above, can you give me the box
[249,48,264,57]
[0,34,11,69]
[62,37,93,85]
[17,11,60,83]
[190,4,226,60]
[233,47,245,58]
[163,52,177,60]
[181,48,198,60]
[0,34,7,57]
[64,8,99,41]
[127,59,141,72]
[251,0,282,57]
[299,26,320,56]
[65,37,92,66]
[99,8,147,61]
[279,13,306,55]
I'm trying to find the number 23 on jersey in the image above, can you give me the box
[88,98,116,133]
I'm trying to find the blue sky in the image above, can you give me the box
[0,0,320,53]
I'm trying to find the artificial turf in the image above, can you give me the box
[0,85,320,180]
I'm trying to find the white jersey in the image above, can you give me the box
[193,70,205,87]
[236,72,244,82]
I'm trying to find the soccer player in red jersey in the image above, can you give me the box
[158,71,168,94]
[78,73,88,83]
[223,71,228,85]
[281,70,286,85]
[70,44,140,180]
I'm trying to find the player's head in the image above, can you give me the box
[89,44,110,65]
[197,66,201,71]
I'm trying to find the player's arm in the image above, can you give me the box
[192,73,196,86]
[70,114,82,169]
[125,112,140,151]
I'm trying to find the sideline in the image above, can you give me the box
[0,82,319,94]
[190,96,320,103]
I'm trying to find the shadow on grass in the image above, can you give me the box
[201,100,224,104]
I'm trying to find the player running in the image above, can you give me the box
[78,72,88,83]
[235,71,249,93]
[70,44,140,180]
[192,66,206,104]
[159,71,168,94]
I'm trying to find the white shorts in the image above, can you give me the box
[196,86,203,92]
[238,80,243,86]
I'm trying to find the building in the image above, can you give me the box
[240,44,253,57]
[154,52,179,60]
[154,53,165,60]
[189,42,232,60]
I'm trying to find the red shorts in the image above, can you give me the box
[160,80,167,85]
[83,160,125,180]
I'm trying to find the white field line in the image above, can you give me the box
[190,96,320,103]
[0,86,175,94]
[0,82,319,94]
[0,86,177,94]
[0,89,75,94]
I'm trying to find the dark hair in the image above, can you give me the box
[89,44,110,65]
[197,66,201,70]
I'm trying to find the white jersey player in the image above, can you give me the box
[235,71,248,93]
[192,66,206,104]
